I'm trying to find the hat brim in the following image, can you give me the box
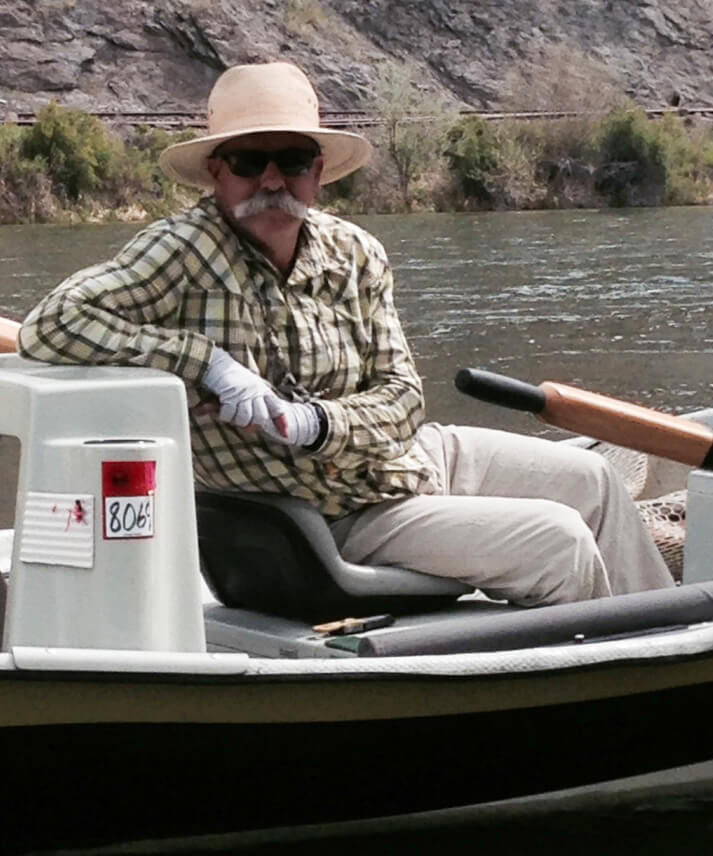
[158,126,372,189]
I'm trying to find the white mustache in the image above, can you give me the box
[231,189,308,220]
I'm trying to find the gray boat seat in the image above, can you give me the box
[196,489,472,622]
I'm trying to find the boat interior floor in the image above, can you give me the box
[196,440,713,660]
[203,581,713,658]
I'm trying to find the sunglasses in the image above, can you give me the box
[217,147,321,179]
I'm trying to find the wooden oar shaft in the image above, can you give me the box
[0,317,20,353]
[540,382,713,468]
[455,368,713,469]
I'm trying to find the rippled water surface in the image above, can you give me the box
[3,206,711,438]
[376,207,713,435]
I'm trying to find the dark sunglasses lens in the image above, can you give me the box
[273,148,317,176]
[224,151,269,177]
[222,148,318,178]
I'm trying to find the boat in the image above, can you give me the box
[2,344,713,853]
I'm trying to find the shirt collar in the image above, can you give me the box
[290,209,349,282]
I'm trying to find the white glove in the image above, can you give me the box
[203,347,285,431]
[261,400,321,447]
[202,347,321,446]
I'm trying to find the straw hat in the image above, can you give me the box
[159,62,372,189]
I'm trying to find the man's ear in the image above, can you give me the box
[313,156,324,184]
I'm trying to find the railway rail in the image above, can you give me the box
[3,106,713,130]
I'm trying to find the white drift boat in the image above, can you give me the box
[1,352,713,851]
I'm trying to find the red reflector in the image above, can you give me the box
[102,461,156,497]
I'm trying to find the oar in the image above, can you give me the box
[0,316,20,353]
[455,368,713,469]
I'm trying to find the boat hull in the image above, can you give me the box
[2,662,713,852]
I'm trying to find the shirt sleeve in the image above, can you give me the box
[17,222,214,383]
[311,256,426,465]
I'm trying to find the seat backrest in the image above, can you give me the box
[196,490,470,623]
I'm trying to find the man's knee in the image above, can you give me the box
[514,503,610,605]
[574,448,619,494]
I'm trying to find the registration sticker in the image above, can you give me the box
[102,461,156,540]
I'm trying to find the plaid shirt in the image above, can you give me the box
[18,199,440,518]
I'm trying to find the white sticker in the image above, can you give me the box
[103,496,154,539]
[20,492,94,568]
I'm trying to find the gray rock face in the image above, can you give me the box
[0,0,711,114]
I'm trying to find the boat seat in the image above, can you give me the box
[195,489,472,622]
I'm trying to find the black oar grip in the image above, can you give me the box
[454,369,546,414]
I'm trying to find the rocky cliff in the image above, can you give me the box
[1,0,712,114]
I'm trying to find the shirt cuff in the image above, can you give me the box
[302,402,329,451]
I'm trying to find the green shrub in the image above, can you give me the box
[597,108,665,170]
[494,123,549,208]
[12,106,199,218]
[120,125,198,215]
[446,115,499,202]
[595,108,713,205]
[21,102,122,201]
[594,108,666,204]
[655,113,713,204]
[369,62,457,208]
[0,124,59,223]
[445,116,550,209]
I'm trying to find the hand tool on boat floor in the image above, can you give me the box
[312,614,395,636]
[455,368,713,470]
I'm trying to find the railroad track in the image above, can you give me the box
[3,106,713,130]
[1,109,381,129]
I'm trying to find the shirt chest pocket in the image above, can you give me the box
[291,296,368,394]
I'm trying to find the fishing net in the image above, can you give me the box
[636,491,686,582]
[590,441,687,583]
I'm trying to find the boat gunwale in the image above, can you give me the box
[1,640,713,728]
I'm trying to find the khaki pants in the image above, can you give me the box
[330,424,674,606]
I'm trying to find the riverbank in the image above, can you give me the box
[2,101,713,224]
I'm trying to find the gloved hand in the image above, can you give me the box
[202,347,321,446]
[261,400,321,447]
[203,347,286,432]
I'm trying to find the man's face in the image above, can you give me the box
[207,131,323,234]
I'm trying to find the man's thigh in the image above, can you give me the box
[418,423,611,507]
[331,493,605,603]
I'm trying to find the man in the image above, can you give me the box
[18,62,673,606]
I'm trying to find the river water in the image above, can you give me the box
[3,206,713,432]
[2,206,713,853]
